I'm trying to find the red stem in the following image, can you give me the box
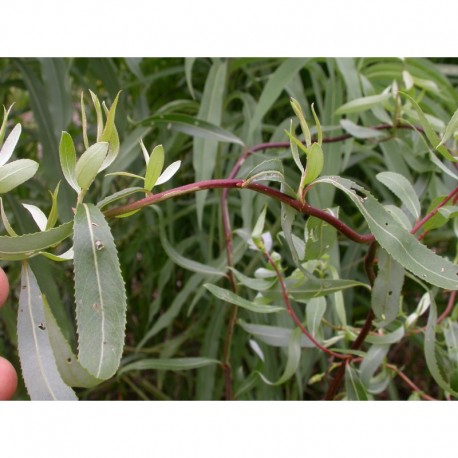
[263,250,349,360]
[386,364,437,401]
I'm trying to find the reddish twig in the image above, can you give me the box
[386,364,437,401]
[437,290,457,324]
[263,250,349,360]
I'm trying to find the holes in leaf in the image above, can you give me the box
[384,222,389,226]
[95,240,104,251]
[37,322,46,331]
[66,358,72,364]
[388,291,393,296]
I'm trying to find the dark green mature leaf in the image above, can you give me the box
[193,60,228,227]
[424,292,458,397]
[120,357,220,374]
[43,299,101,388]
[249,58,310,139]
[74,204,127,379]
[371,248,405,328]
[0,221,72,261]
[314,176,458,290]
[0,159,38,194]
[17,263,77,400]
[204,284,285,314]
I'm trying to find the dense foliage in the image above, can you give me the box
[1,57,458,400]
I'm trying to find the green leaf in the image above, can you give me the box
[17,262,77,400]
[263,275,368,303]
[304,213,338,261]
[0,105,13,148]
[204,283,285,314]
[80,92,89,150]
[155,207,226,277]
[258,328,302,386]
[311,103,323,146]
[424,292,458,397]
[438,106,458,147]
[443,318,458,364]
[335,93,391,116]
[340,119,385,139]
[0,123,21,167]
[0,197,18,236]
[288,120,304,173]
[345,363,369,400]
[74,204,127,379]
[193,61,228,227]
[184,57,197,99]
[302,143,324,186]
[371,248,405,328]
[89,90,104,141]
[99,91,121,171]
[243,158,285,187]
[156,160,181,186]
[400,92,456,162]
[0,221,73,261]
[229,268,276,291]
[143,113,244,146]
[22,204,47,231]
[239,320,315,348]
[43,298,102,388]
[75,142,109,191]
[0,159,38,194]
[290,97,311,148]
[120,357,220,374]
[59,132,80,193]
[306,297,326,339]
[314,176,458,290]
[360,345,390,388]
[144,144,164,191]
[249,58,310,138]
[46,181,60,230]
[376,171,421,220]
[96,187,147,210]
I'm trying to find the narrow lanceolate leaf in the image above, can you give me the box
[340,119,385,139]
[258,328,302,386]
[288,120,304,173]
[0,105,13,148]
[99,92,121,171]
[306,297,326,339]
[0,197,18,236]
[43,299,102,388]
[0,123,21,167]
[314,176,458,290]
[290,97,311,148]
[0,159,38,194]
[144,144,164,191]
[424,292,458,397]
[401,92,456,162]
[17,262,78,400]
[59,132,80,193]
[204,284,285,314]
[120,357,220,374]
[376,171,421,220]
[96,187,146,210]
[74,204,127,379]
[155,207,226,276]
[75,142,108,191]
[335,93,391,116]
[0,221,73,261]
[143,113,244,146]
[46,181,61,230]
[239,321,315,348]
[243,159,285,186]
[371,248,405,328]
[438,106,458,147]
[89,90,104,141]
[345,363,369,400]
